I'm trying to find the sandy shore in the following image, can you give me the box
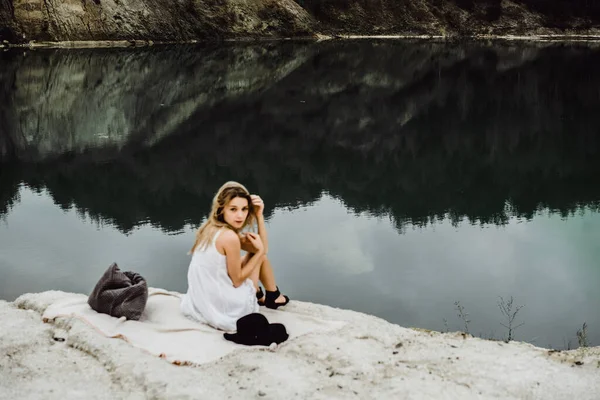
[1,291,599,400]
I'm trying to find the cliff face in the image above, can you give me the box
[302,0,600,36]
[0,0,15,41]
[1,0,314,43]
[1,0,600,44]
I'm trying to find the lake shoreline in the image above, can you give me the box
[2,290,599,399]
[3,33,600,49]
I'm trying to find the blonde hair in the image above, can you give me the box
[189,181,256,254]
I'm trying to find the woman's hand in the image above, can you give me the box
[239,233,260,254]
[251,195,264,217]
[245,232,264,253]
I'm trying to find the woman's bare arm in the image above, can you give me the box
[220,229,264,287]
[240,233,259,254]
[251,195,268,254]
[255,215,268,254]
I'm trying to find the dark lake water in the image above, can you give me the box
[1,41,599,350]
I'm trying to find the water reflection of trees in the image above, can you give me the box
[1,41,599,233]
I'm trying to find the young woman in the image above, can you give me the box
[180,181,290,331]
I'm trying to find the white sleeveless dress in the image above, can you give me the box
[180,229,259,332]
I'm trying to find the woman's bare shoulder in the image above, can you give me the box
[215,229,241,256]
[216,229,240,246]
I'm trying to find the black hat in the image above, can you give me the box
[223,313,289,346]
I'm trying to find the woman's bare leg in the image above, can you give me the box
[244,253,287,304]
[258,257,287,304]
[250,263,261,291]
[242,253,261,291]
[258,257,277,291]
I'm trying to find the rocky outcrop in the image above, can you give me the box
[302,0,600,36]
[0,0,15,41]
[1,0,600,44]
[2,0,314,43]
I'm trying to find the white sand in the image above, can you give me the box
[2,291,599,400]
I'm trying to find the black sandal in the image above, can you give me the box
[256,287,265,305]
[264,286,290,310]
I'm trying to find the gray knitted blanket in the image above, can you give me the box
[88,263,148,321]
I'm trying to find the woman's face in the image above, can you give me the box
[222,196,249,230]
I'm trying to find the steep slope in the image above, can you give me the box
[1,0,600,43]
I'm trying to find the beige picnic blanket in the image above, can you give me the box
[42,288,347,366]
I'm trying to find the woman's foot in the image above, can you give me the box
[256,286,289,307]
[259,294,287,305]
[264,287,290,309]
[256,287,265,304]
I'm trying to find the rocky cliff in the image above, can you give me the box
[1,0,600,44]
[1,0,314,43]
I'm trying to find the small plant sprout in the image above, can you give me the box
[454,301,470,334]
[497,296,524,342]
[576,322,589,348]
